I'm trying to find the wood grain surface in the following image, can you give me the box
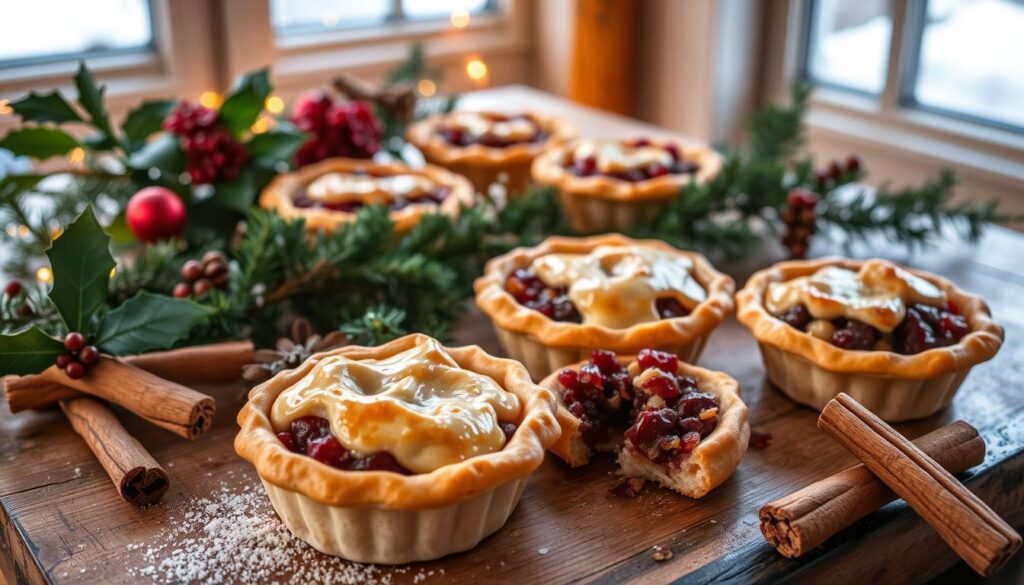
[1,87,1022,584]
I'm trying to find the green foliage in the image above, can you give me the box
[121,100,177,150]
[73,63,115,145]
[748,84,810,161]
[219,68,272,137]
[339,305,409,345]
[95,291,212,355]
[45,206,115,333]
[10,91,83,124]
[0,127,81,159]
[0,326,66,375]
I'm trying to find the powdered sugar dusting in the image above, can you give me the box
[126,483,436,585]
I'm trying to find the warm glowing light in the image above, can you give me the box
[16,225,29,238]
[50,227,63,240]
[466,58,489,82]
[0,99,12,116]
[110,266,117,279]
[417,79,437,97]
[251,116,273,134]
[36,266,52,284]
[69,147,85,164]
[450,8,470,28]
[265,96,285,114]
[199,91,222,109]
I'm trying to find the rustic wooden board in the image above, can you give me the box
[2,87,1023,584]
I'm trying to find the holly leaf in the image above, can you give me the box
[0,127,80,159]
[218,68,271,137]
[126,133,185,174]
[247,123,306,162]
[95,291,212,355]
[0,174,45,200]
[46,206,115,334]
[210,172,256,213]
[74,62,114,139]
[0,326,65,376]
[10,91,82,124]
[122,100,176,149]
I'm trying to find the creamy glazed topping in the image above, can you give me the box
[306,172,437,205]
[572,141,674,174]
[766,260,945,333]
[530,246,706,328]
[270,338,521,474]
[450,113,538,143]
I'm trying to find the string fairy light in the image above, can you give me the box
[35,266,52,284]
[450,8,470,28]
[465,57,489,83]
[417,79,437,97]
[264,96,284,114]
[199,91,222,109]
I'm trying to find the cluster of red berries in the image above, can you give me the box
[289,92,382,168]
[173,251,229,299]
[780,187,819,259]
[163,102,247,185]
[812,153,863,193]
[56,332,100,380]
[3,280,33,317]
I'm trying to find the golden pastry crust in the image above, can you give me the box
[530,138,723,202]
[736,256,1004,378]
[235,334,561,510]
[258,157,475,233]
[541,358,749,498]
[405,111,575,167]
[473,234,735,353]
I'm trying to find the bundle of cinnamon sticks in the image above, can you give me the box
[760,393,1021,577]
[2,341,253,506]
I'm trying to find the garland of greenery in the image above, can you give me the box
[0,56,1017,377]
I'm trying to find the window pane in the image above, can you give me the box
[270,0,391,35]
[0,0,152,68]
[805,0,892,94]
[404,0,490,19]
[912,0,1024,130]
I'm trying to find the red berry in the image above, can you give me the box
[277,431,298,452]
[172,283,192,298]
[64,332,86,353]
[181,260,202,282]
[126,187,187,243]
[638,370,682,401]
[55,353,73,369]
[826,160,843,181]
[632,137,652,147]
[637,348,678,374]
[305,435,349,468]
[79,345,100,366]
[202,250,227,265]
[65,361,86,380]
[163,101,219,136]
[845,153,863,174]
[500,422,518,442]
[664,143,681,161]
[787,188,819,209]
[192,278,212,296]
[4,280,22,296]
[589,349,620,375]
[556,368,580,391]
[183,128,247,184]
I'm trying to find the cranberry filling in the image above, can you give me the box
[568,139,701,181]
[778,301,970,354]
[504,267,581,323]
[292,186,451,213]
[555,349,720,464]
[437,114,548,147]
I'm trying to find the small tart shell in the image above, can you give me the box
[258,157,475,233]
[406,111,575,197]
[235,334,561,563]
[736,257,1004,421]
[540,358,749,498]
[531,138,723,232]
[474,234,735,380]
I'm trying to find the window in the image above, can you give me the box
[802,0,1024,132]
[270,0,495,37]
[0,0,154,69]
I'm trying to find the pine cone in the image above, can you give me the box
[242,318,348,384]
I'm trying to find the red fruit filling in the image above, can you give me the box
[779,302,970,354]
[568,139,700,181]
[278,415,517,474]
[555,349,719,464]
[437,114,547,147]
[292,175,451,213]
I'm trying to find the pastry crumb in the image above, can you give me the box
[610,476,646,497]
[748,430,772,450]
[651,545,673,562]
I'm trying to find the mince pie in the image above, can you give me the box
[259,157,474,232]
[541,349,748,498]
[474,234,735,379]
[406,111,574,197]
[235,334,561,563]
[736,257,1004,421]
[531,137,722,232]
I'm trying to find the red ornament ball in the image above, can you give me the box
[126,187,187,242]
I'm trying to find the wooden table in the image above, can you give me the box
[2,87,1023,584]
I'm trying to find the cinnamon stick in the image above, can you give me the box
[32,358,215,440]
[819,393,1022,576]
[4,341,251,413]
[760,421,985,558]
[61,397,170,506]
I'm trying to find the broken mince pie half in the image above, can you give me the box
[235,334,560,564]
[736,257,1003,421]
[531,137,722,232]
[474,234,735,380]
[541,349,748,498]
[259,157,474,233]
[406,111,574,197]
